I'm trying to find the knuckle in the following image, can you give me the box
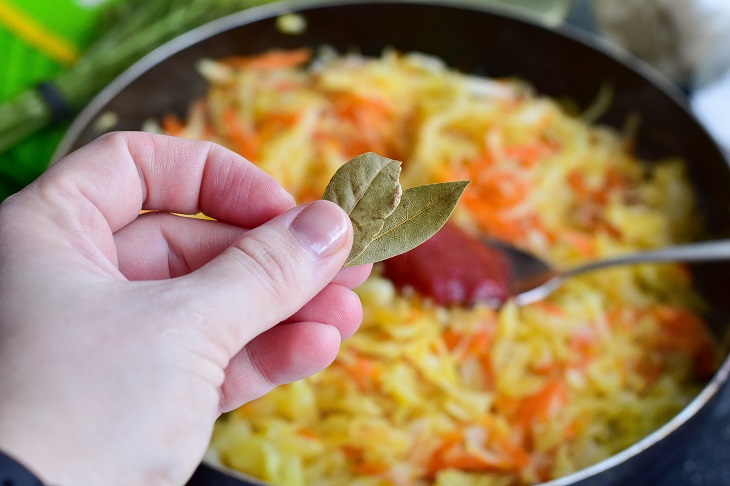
[34,166,81,204]
[234,231,303,301]
[95,130,124,144]
[92,131,129,153]
[0,193,21,222]
[142,282,235,359]
[245,345,277,388]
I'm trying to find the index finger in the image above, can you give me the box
[43,131,295,233]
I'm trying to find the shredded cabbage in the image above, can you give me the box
[161,49,718,485]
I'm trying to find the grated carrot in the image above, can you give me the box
[218,48,312,70]
[652,305,716,379]
[161,114,184,136]
[511,380,569,429]
[223,107,259,160]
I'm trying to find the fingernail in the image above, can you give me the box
[290,201,348,257]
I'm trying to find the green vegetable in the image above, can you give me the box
[0,0,276,155]
[324,153,469,267]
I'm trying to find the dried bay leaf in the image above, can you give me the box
[345,180,469,267]
[322,152,402,265]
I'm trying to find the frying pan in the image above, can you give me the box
[54,1,730,484]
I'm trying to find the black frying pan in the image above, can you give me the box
[54,1,730,485]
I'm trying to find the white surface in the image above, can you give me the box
[592,0,730,154]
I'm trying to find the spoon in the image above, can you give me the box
[485,238,730,306]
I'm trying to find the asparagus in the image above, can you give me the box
[0,0,275,154]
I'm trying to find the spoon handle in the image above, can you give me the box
[567,239,730,277]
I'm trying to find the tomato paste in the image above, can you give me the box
[383,223,512,306]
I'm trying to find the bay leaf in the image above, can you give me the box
[344,180,469,267]
[322,152,402,265]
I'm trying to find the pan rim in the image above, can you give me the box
[53,1,730,484]
[53,0,702,164]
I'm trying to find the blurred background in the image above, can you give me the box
[1,0,729,202]
[1,1,730,484]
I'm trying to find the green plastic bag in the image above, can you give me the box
[0,0,114,198]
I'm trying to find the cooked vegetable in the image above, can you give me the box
[161,48,719,485]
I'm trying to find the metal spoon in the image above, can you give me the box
[485,239,730,306]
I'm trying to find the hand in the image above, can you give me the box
[0,132,371,485]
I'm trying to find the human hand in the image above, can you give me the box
[0,132,371,485]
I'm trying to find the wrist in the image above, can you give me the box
[0,448,44,486]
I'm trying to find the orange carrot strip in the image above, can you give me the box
[219,48,312,70]
[513,380,568,427]
[223,107,259,160]
[566,169,588,195]
[297,427,319,439]
[652,305,716,379]
[564,231,597,258]
[502,142,557,166]
[257,111,302,141]
[343,355,380,391]
[441,330,463,351]
[424,425,531,479]
[495,434,532,469]
[466,328,493,356]
[352,462,389,475]
[161,114,184,136]
[533,301,567,317]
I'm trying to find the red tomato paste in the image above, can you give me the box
[383,223,512,306]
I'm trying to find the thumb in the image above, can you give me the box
[179,200,352,356]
